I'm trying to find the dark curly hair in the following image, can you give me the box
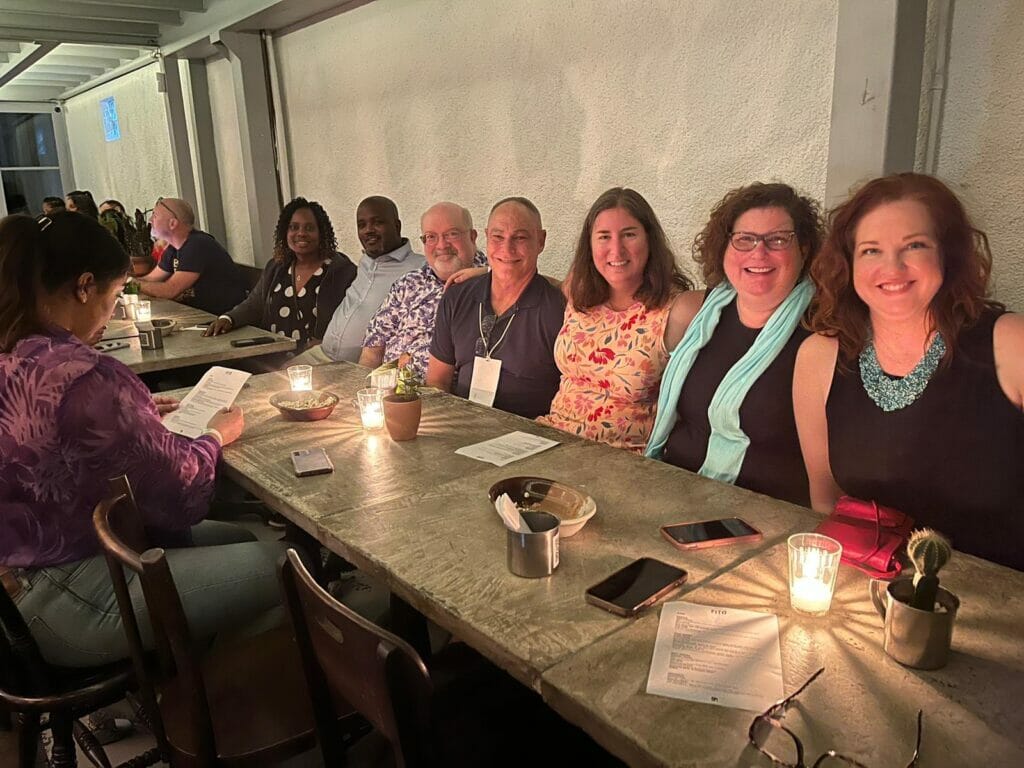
[692,182,824,288]
[808,172,1001,368]
[273,197,337,263]
[568,187,692,311]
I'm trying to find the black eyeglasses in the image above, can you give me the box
[748,668,922,767]
[729,230,797,251]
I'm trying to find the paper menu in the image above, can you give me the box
[455,431,559,467]
[646,602,784,711]
[163,366,251,439]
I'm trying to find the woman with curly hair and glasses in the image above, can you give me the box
[205,197,356,350]
[645,183,825,507]
[793,173,1024,569]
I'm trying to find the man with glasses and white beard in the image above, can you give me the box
[358,201,487,378]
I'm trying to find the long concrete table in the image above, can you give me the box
[101,297,295,374]
[218,362,1024,767]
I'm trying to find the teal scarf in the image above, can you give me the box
[645,278,814,485]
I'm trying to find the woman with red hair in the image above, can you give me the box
[793,173,1024,570]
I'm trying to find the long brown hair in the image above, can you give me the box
[808,173,1000,366]
[0,212,130,352]
[568,187,691,311]
[692,182,824,288]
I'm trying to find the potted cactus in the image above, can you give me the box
[382,365,422,441]
[869,527,959,669]
[907,528,952,611]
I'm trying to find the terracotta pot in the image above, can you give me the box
[383,395,422,440]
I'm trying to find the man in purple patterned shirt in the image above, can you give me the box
[359,201,487,377]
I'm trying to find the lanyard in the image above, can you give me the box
[478,303,515,359]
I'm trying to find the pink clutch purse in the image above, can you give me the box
[814,497,914,579]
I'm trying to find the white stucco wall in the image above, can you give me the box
[62,63,176,213]
[274,0,837,278]
[206,55,254,264]
[932,0,1023,310]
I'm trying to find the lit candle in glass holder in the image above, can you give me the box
[788,533,842,616]
[287,364,313,392]
[357,387,384,430]
[136,301,152,322]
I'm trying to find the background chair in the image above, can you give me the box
[0,580,160,768]
[93,477,361,767]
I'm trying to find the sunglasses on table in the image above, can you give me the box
[748,668,922,767]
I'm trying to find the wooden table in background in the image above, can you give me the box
[216,361,1024,768]
[102,298,295,374]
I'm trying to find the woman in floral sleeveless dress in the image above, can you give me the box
[539,188,700,452]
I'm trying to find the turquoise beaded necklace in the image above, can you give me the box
[859,332,946,412]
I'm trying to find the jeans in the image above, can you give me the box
[14,520,292,668]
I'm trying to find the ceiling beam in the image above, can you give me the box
[0,1,182,25]
[0,42,23,53]
[56,43,151,58]
[13,78,88,87]
[58,52,155,99]
[76,0,206,11]
[32,64,110,76]
[0,12,160,38]
[43,55,132,68]
[0,53,8,64]
[0,84,65,99]
[0,41,58,87]
[0,26,158,47]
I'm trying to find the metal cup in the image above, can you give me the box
[506,511,560,578]
[870,577,959,670]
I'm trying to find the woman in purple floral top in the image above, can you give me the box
[0,212,289,667]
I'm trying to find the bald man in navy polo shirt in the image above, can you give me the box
[427,197,565,419]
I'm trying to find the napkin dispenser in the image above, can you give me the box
[135,321,164,349]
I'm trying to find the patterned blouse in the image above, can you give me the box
[362,251,488,377]
[267,261,332,345]
[0,328,220,568]
[538,301,671,452]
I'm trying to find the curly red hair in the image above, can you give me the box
[808,173,1001,367]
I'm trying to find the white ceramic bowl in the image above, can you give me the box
[488,477,597,537]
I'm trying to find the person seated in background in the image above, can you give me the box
[65,189,99,219]
[99,199,125,215]
[137,196,247,315]
[41,196,65,216]
[0,211,291,667]
[645,183,825,507]
[794,173,1024,570]
[300,196,426,364]
[427,197,565,418]
[359,201,487,377]
[204,197,357,351]
[537,188,698,452]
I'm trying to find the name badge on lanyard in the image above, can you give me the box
[469,304,515,408]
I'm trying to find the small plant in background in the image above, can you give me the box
[393,365,422,400]
[907,528,952,612]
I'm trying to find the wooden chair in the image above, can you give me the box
[0,576,159,768]
[93,477,358,767]
[278,549,436,767]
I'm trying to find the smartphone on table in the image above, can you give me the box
[660,517,763,550]
[585,557,688,617]
[291,448,334,477]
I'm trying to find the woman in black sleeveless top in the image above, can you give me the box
[646,183,824,507]
[794,173,1024,570]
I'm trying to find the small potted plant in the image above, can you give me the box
[382,365,422,441]
[870,528,959,669]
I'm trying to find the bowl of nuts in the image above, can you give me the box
[269,390,340,421]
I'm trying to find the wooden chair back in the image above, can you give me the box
[278,549,435,767]
[93,477,214,762]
